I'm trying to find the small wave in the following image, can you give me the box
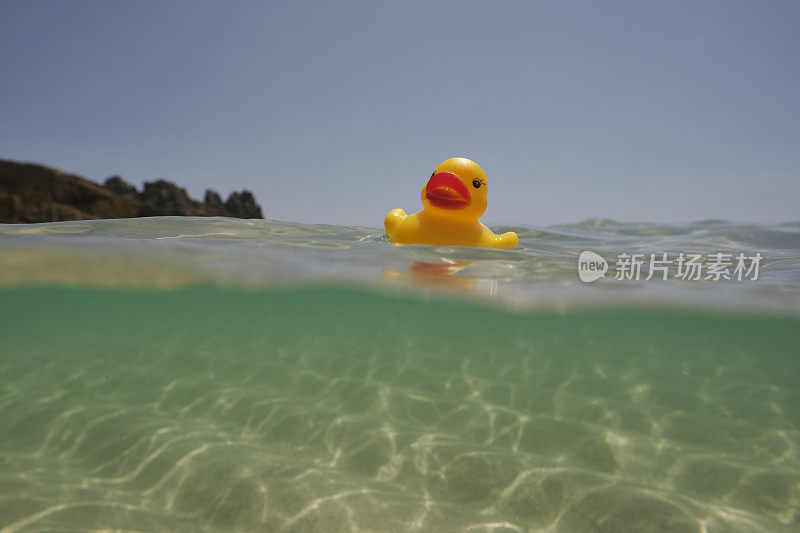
[1,217,799,313]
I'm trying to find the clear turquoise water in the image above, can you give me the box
[1,218,799,531]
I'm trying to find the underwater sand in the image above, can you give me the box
[1,218,799,531]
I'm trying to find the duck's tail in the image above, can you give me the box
[384,208,406,237]
[496,231,519,249]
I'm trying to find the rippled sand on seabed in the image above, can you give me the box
[1,285,798,532]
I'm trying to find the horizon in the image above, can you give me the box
[2,1,799,226]
[4,154,799,229]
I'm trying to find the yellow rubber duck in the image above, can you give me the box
[384,157,519,249]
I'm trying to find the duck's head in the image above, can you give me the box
[420,157,488,222]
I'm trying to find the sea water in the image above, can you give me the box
[1,218,799,532]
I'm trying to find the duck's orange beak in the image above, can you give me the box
[425,172,471,210]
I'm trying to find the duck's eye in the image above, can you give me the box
[430,171,435,179]
[472,179,482,189]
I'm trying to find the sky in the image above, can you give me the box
[1,1,798,226]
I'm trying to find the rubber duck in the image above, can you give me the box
[384,157,519,249]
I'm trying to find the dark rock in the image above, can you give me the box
[104,176,138,198]
[224,191,263,219]
[0,158,265,223]
[103,176,143,215]
[138,179,201,217]
[203,189,226,216]
[0,160,135,223]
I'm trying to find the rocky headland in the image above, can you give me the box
[0,159,263,223]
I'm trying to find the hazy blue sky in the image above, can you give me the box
[2,1,798,226]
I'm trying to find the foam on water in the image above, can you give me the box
[1,218,799,531]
